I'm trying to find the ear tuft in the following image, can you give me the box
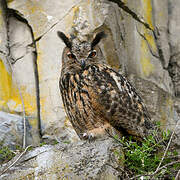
[91,31,106,48]
[57,31,72,49]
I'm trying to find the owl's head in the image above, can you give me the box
[57,31,106,72]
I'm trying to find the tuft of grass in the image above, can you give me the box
[39,142,47,147]
[0,142,16,164]
[113,123,180,178]
[39,139,59,147]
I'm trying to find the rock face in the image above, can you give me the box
[0,111,33,149]
[0,0,179,159]
[168,0,180,97]
[0,138,123,180]
[0,0,40,146]
[0,0,180,178]
[129,76,179,131]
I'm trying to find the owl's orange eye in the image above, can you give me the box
[67,53,75,59]
[89,50,96,58]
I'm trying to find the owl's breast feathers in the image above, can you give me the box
[60,64,153,139]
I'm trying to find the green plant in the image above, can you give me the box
[63,140,71,144]
[39,139,59,146]
[113,125,180,179]
[39,141,47,147]
[0,142,16,164]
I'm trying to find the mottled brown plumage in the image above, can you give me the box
[58,31,153,140]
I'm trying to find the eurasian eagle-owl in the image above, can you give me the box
[58,31,152,140]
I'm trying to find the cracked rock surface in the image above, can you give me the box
[0,138,123,179]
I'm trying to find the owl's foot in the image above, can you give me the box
[82,132,95,141]
[82,123,112,141]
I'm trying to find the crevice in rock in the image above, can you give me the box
[136,26,159,59]
[5,8,42,138]
[108,1,168,69]
[0,50,6,56]
[152,27,168,69]
[110,0,177,96]
[151,0,170,70]
[167,52,180,97]
[108,0,153,31]
[110,0,174,74]
[167,1,180,97]
[31,0,82,44]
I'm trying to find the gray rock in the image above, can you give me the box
[0,6,40,146]
[0,0,10,72]
[0,138,123,179]
[152,0,170,69]
[121,0,173,94]
[0,111,30,149]
[168,0,180,97]
[7,9,40,145]
[129,75,178,131]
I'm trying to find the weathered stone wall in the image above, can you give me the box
[0,0,40,147]
[0,0,179,147]
[0,0,180,179]
[168,0,180,97]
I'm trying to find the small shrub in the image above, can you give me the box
[0,142,16,164]
[113,123,180,179]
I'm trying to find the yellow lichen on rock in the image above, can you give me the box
[0,59,36,116]
[0,59,21,111]
[142,0,153,29]
[0,9,2,25]
[140,0,156,77]
[7,0,14,3]
[140,38,154,76]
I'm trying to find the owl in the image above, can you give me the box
[57,31,153,140]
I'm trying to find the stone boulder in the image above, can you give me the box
[0,138,123,180]
[0,111,33,149]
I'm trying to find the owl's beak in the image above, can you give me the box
[80,59,86,69]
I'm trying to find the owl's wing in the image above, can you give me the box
[83,64,152,138]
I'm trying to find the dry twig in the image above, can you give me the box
[0,145,32,176]
[130,160,180,180]
[175,169,180,180]
[153,120,179,175]
[130,119,180,179]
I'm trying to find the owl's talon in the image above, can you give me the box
[82,132,95,141]
[83,133,87,137]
